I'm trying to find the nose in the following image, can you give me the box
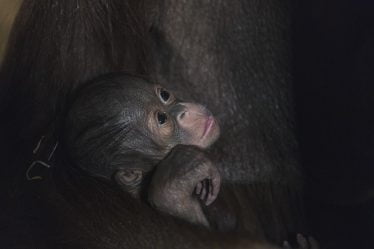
[177,110,187,121]
[175,103,210,126]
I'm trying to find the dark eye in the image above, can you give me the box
[157,112,168,125]
[160,89,170,102]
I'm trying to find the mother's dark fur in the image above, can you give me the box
[0,0,304,248]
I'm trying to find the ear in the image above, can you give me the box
[114,169,144,198]
[112,152,158,198]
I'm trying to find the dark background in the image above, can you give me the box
[293,1,374,248]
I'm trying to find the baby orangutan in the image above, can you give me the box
[63,73,221,226]
[62,73,319,249]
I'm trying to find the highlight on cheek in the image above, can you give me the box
[147,112,174,145]
[159,123,174,137]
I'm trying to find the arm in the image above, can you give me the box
[148,144,221,227]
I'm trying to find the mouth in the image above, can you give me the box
[201,116,215,139]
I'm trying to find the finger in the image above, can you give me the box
[205,179,214,205]
[208,178,212,196]
[211,173,221,198]
[308,236,320,249]
[200,180,207,200]
[282,241,292,249]
[195,182,202,195]
[206,177,220,206]
[204,179,209,201]
[297,234,309,249]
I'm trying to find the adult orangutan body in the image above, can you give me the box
[0,0,313,248]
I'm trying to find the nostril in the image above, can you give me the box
[178,111,186,120]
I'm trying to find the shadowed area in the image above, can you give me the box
[293,1,374,248]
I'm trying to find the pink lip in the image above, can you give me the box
[201,116,214,138]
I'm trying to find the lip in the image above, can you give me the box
[201,116,215,138]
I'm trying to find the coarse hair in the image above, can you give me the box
[60,73,163,178]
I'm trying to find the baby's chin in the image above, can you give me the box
[193,121,221,149]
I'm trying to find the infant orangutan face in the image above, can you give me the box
[145,84,220,152]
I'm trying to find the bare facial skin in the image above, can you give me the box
[147,85,220,151]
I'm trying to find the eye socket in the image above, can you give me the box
[155,85,175,105]
[157,112,168,125]
[160,89,170,103]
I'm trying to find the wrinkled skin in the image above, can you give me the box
[149,145,221,226]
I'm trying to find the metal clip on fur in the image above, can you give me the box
[26,136,59,181]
